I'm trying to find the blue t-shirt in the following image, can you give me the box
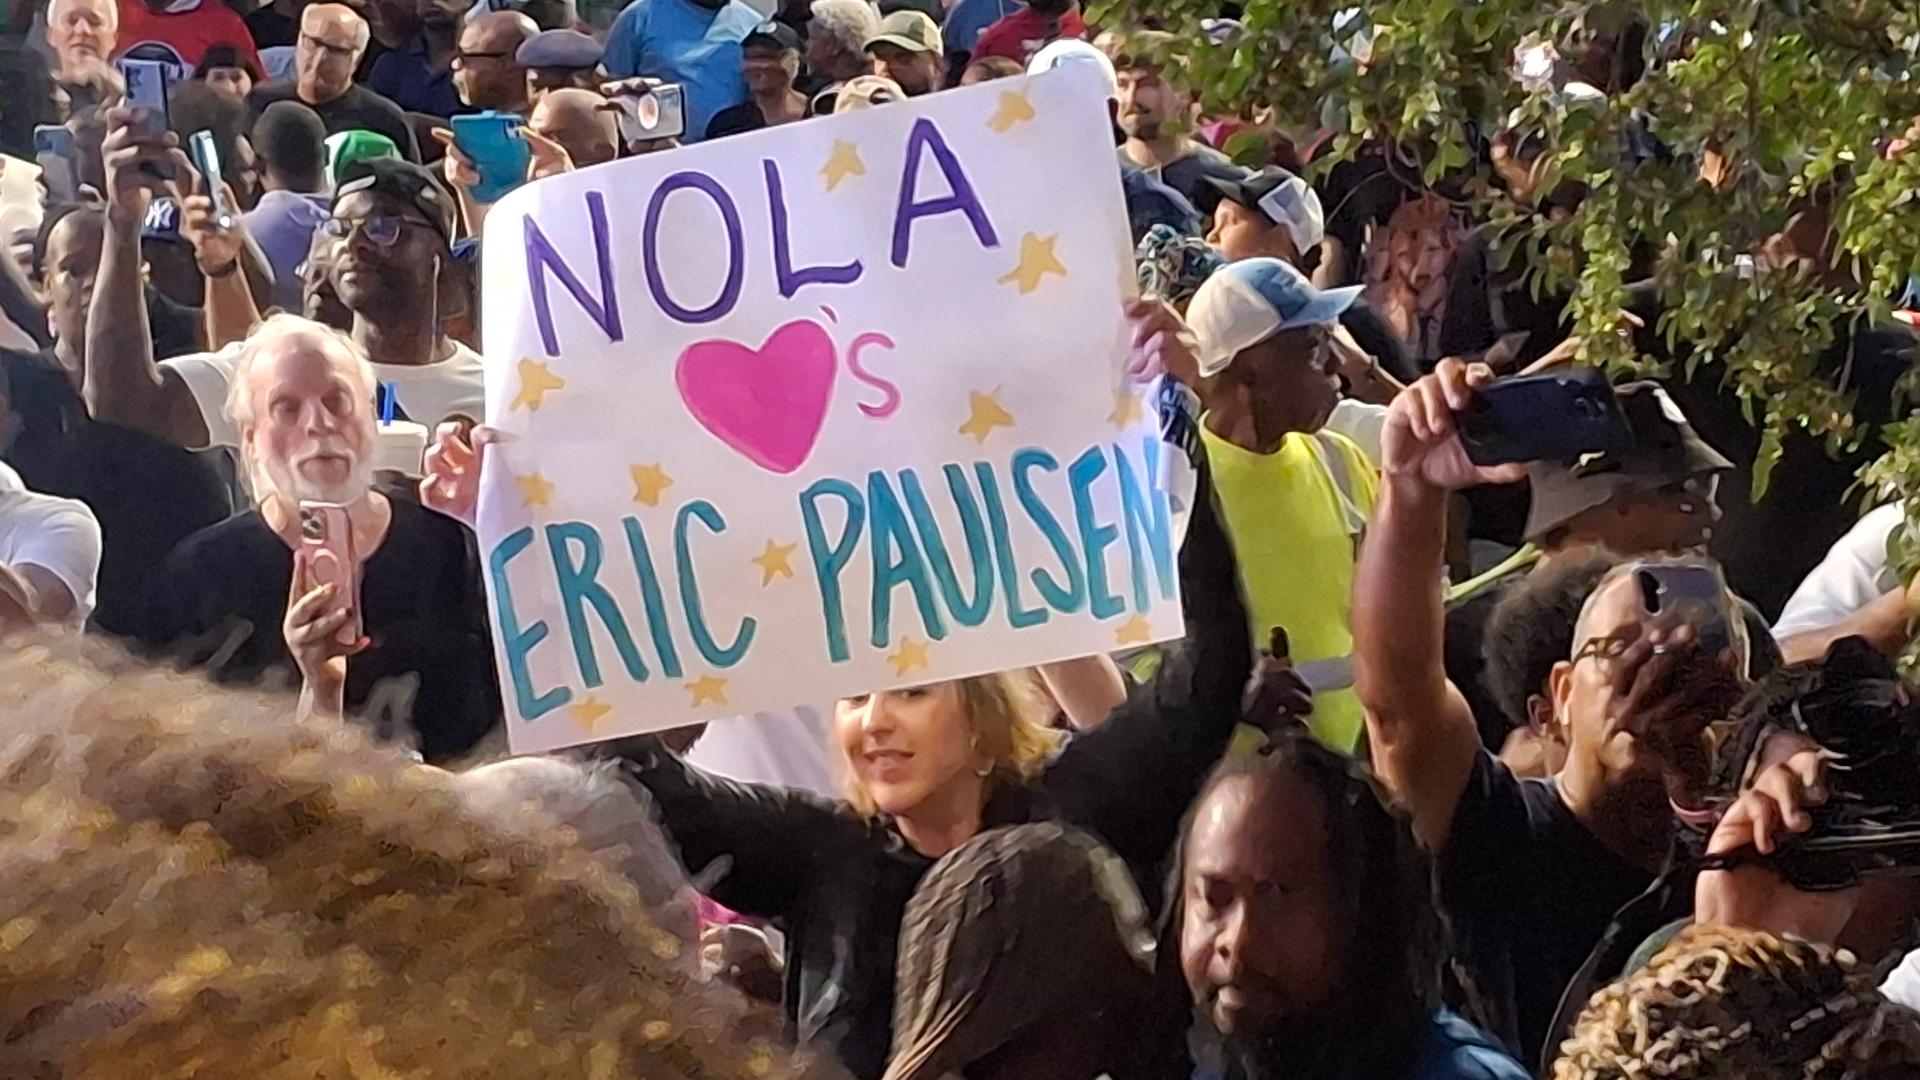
[941,0,1019,64]
[603,0,763,143]
[1410,1010,1531,1080]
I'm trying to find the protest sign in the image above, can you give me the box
[477,68,1182,753]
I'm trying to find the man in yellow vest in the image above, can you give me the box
[1185,257,1376,751]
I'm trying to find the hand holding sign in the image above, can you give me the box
[478,70,1176,752]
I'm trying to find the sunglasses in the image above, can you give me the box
[323,212,432,248]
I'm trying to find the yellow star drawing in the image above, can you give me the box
[515,472,555,508]
[888,636,932,676]
[511,357,567,411]
[1114,614,1154,646]
[821,139,865,191]
[630,463,674,507]
[569,695,613,732]
[751,540,798,585]
[1109,389,1146,428]
[986,90,1035,133]
[997,233,1067,295]
[687,675,730,708]
[958,389,1015,443]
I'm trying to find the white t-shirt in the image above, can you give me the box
[1884,947,1920,1011]
[685,706,840,798]
[163,340,488,451]
[0,462,102,624]
[1773,503,1903,638]
[1327,398,1388,467]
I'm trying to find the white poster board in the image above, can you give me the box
[478,69,1182,753]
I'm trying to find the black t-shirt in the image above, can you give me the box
[1439,751,1655,1064]
[704,100,767,141]
[142,497,501,762]
[244,3,296,46]
[1,349,232,639]
[1315,149,1418,286]
[247,81,422,161]
[1440,224,1571,370]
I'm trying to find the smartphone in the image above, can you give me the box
[186,130,237,229]
[1459,367,1633,466]
[34,125,79,203]
[612,83,686,145]
[1634,563,1733,657]
[298,502,362,648]
[117,57,172,137]
[449,110,532,204]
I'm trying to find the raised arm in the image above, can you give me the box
[1040,457,1254,870]
[601,736,860,921]
[85,108,210,448]
[1355,360,1526,851]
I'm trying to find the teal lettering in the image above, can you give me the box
[869,470,947,646]
[546,522,649,686]
[800,478,865,663]
[902,465,994,628]
[675,501,756,668]
[487,527,569,720]
[1012,448,1087,613]
[622,516,683,679]
[1115,437,1176,609]
[974,462,1045,629]
[1069,447,1123,619]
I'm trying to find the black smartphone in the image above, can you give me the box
[1634,563,1734,657]
[34,125,79,203]
[1459,367,1633,466]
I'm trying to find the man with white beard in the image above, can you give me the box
[143,315,500,763]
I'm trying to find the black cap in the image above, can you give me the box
[743,20,801,53]
[333,157,458,244]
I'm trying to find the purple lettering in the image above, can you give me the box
[890,118,1000,269]
[643,172,745,324]
[764,159,863,298]
[523,190,624,356]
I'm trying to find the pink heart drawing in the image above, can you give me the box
[675,319,838,475]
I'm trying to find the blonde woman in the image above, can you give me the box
[601,475,1250,1080]
[417,337,1255,1077]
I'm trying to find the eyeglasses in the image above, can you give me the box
[454,49,515,64]
[323,212,431,248]
[1570,633,1635,668]
[300,33,359,59]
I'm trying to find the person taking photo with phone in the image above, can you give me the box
[1353,358,1755,1065]
[139,314,499,762]
[88,116,483,460]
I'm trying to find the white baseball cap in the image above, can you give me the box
[1187,257,1362,377]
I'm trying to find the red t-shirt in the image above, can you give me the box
[969,7,1086,66]
[113,0,262,81]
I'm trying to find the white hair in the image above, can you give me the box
[808,0,880,61]
[48,0,118,30]
[228,313,378,503]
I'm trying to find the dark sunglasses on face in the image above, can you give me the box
[454,48,515,64]
[323,213,432,248]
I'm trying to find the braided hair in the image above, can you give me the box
[1552,924,1920,1079]
[1181,729,1448,1080]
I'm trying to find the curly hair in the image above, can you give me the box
[1552,925,1920,1079]
[0,636,842,1080]
[1482,549,1621,731]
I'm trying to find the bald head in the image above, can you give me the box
[456,12,538,110]
[529,88,618,168]
[297,4,370,103]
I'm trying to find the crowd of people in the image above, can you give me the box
[4,0,1920,1078]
